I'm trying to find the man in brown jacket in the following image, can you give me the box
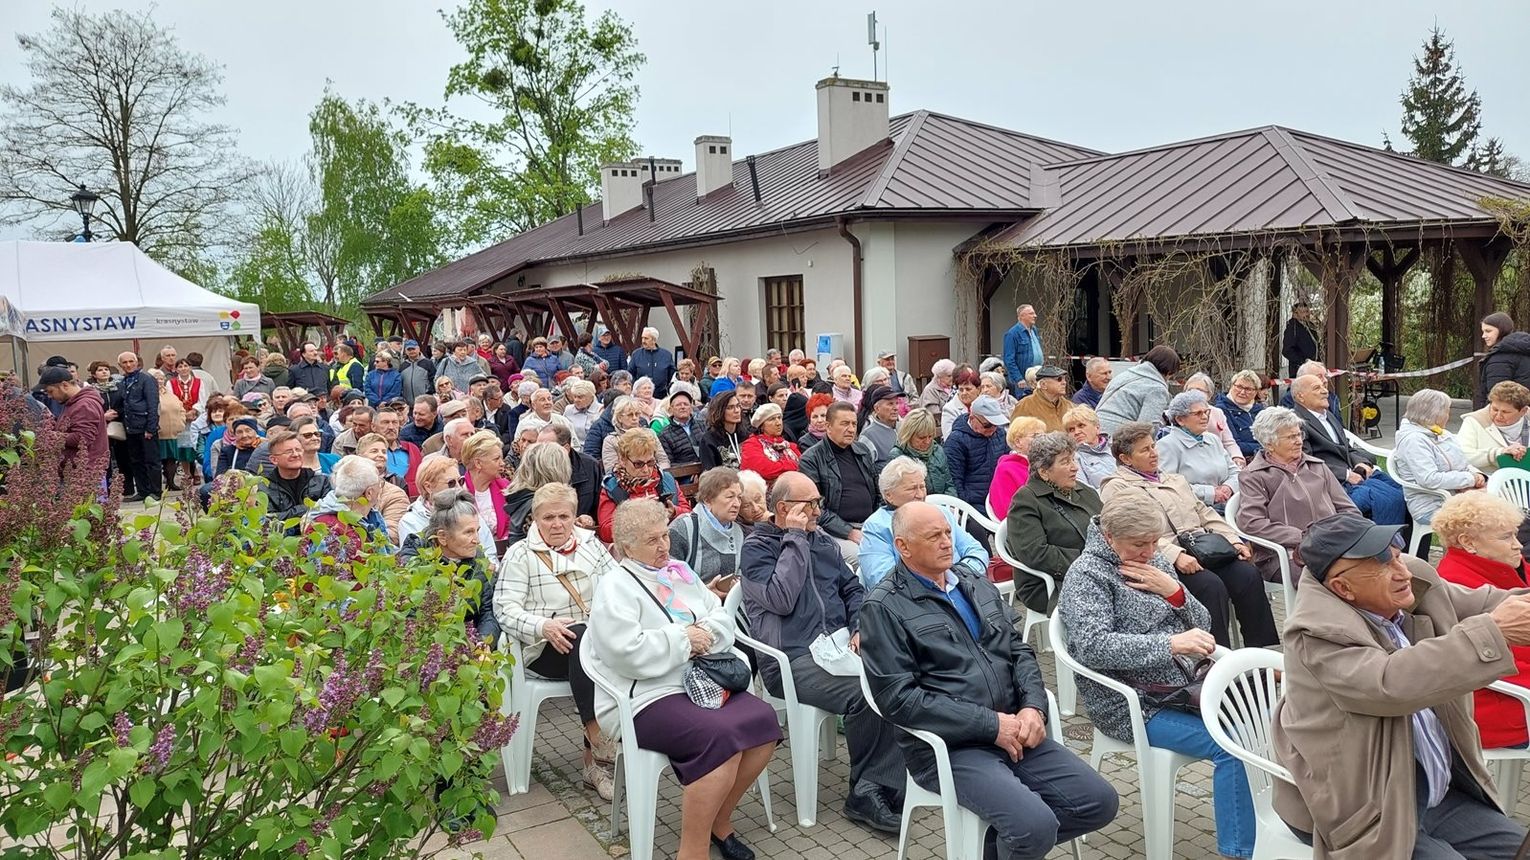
[1273,513,1530,859]
[39,365,108,482]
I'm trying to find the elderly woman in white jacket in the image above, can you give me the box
[587,498,780,860]
[1155,390,1239,509]
[1391,388,1485,527]
[1458,380,1530,473]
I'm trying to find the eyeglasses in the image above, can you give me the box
[781,497,823,510]
[625,458,658,469]
[1231,383,1258,393]
[1186,408,1211,417]
[441,478,462,488]
[297,431,321,439]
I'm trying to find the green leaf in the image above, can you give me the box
[252,663,289,694]
[440,748,463,777]
[380,686,405,707]
[128,778,156,809]
[107,746,139,777]
[42,780,73,811]
[79,758,113,802]
[436,694,460,718]
[280,729,306,758]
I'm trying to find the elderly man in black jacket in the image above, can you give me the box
[114,351,161,501]
[258,430,331,529]
[860,501,1118,860]
[741,471,905,834]
[798,401,882,568]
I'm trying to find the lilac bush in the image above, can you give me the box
[0,393,516,859]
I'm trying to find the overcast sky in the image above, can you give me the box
[3,0,1527,237]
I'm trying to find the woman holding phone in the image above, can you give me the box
[668,466,748,600]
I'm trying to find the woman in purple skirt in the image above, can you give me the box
[588,498,781,860]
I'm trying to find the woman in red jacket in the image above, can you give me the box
[1433,491,1530,748]
[737,403,800,487]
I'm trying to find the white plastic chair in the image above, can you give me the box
[1201,648,1311,860]
[855,661,1081,860]
[1383,456,1451,558]
[578,636,776,860]
[724,583,837,827]
[1223,493,1296,620]
[1483,680,1530,815]
[991,517,1077,716]
[1488,467,1530,513]
[1344,429,1392,463]
[500,637,575,794]
[1050,613,1205,860]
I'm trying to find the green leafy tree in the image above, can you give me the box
[1398,26,1482,166]
[226,93,445,325]
[402,0,645,246]
[0,8,251,257]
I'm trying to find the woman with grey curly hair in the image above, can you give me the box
[1391,388,1484,531]
[1004,432,1102,613]
[1156,389,1240,511]
[1233,406,1358,582]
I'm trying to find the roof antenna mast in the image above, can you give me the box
[867,12,881,81]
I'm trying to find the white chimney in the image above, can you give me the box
[640,156,684,185]
[600,162,644,222]
[815,76,890,173]
[694,136,734,199]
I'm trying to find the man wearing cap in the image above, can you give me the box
[876,351,917,398]
[466,373,492,402]
[945,395,1010,511]
[39,366,107,480]
[31,355,73,417]
[1003,305,1044,399]
[590,328,625,372]
[399,341,434,403]
[422,401,471,457]
[546,334,576,370]
[859,385,902,471]
[1010,365,1071,432]
[1273,513,1530,859]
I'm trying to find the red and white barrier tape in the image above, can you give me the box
[1046,352,1484,387]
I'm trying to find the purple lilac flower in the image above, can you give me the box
[418,643,444,691]
[112,712,133,747]
[148,724,175,771]
[471,712,519,750]
[293,838,310,857]
[231,635,262,673]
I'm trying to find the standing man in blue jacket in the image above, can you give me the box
[1003,304,1044,398]
[114,351,161,501]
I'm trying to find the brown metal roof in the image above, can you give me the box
[363,111,1101,308]
[990,125,1530,250]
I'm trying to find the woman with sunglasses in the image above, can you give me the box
[398,453,501,566]
[596,428,690,543]
[289,416,328,473]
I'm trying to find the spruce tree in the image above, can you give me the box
[1398,26,1482,166]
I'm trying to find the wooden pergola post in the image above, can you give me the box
[1299,238,1368,425]
[1458,236,1513,395]
[978,266,1003,355]
[1365,245,1420,357]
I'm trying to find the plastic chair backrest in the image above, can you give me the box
[1049,612,1155,764]
[927,493,998,537]
[991,518,1059,595]
[579,630,638,743]
[1200,648,1293,796]
[1488,467,1530,513]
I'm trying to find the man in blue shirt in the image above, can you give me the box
[1003,304,1043,398]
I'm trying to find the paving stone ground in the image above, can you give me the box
[449,584,1530,860]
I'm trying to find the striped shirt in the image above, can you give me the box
[1361,609,1453,808]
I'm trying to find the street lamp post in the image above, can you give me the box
[70,184,99,242]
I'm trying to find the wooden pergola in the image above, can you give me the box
[364,277,721,359]
[263,310,355,356]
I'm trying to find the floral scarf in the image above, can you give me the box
[757,434,799,463]
[615,464,659,495]
[630,558,699,624]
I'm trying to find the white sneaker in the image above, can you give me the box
[583,761,615,801]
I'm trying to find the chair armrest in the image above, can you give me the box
[735,629,803,706]
[1488,680,1530,735]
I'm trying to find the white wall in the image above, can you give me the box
[460,219,981,372]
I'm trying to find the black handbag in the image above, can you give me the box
[1133,657,1214,714]
[1175,530,1240,569]
[691,652,751,693]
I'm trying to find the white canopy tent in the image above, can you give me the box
[0,241,260,389]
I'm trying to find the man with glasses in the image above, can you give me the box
[740,471,906,833]
[373,408,422,496]
[1010,365,1070,432]
[257,429,331,529]
[1274,513,1530,858]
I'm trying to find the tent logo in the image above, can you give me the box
[218,310,243,331]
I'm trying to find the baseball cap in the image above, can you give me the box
[1036,365,1067,380]
[876,350,896,361]
[38,366,73,386]
[1300,513,1404,584]
[969,395,1011,427]
[404,339,420,349]
[863,384,900,409]
[44,355,70,368]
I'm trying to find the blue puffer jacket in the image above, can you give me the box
[943,414,1008,508]
[581,409,618,460]
[1215,393,1264,458]
[592,341,626,371]
[523,353,561,388]
[363,368,402,407]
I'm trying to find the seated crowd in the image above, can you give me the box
[38,315,1530,860]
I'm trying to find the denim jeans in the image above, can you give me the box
[1145,708,1255,858]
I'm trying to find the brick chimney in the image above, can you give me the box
[815,76,889,173]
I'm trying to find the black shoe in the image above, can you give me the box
[710,831,755,860]
[121,494,143,504]
[843,783,900,834]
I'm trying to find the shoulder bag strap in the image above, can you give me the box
[1044,493,1088,543]
[534,549,591,616]
[1139,484,1186,535]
